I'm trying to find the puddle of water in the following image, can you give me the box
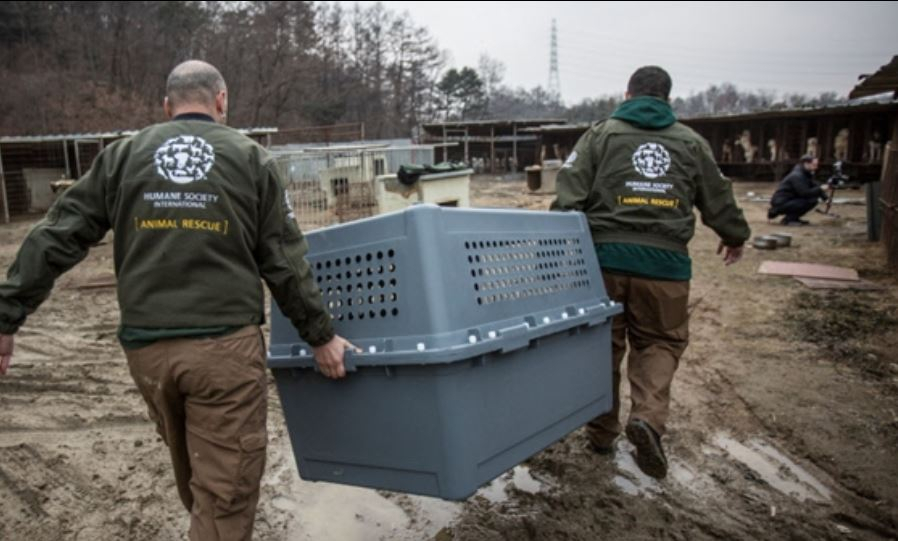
[713,433,832,502]
[669,463,697,487]
[477,465,546,504]
[607,439,708,497]
[612,475,640,496]
[610,440,663,498]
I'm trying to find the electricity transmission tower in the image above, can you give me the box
[548,19,561,102]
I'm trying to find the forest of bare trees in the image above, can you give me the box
[0,1,444,137]
[0,1,849,138]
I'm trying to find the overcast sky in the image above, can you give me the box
[352,1,898,104]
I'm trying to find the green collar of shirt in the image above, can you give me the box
[595,242,691,281]
[118,325,242,350]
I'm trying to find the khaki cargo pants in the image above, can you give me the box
[588,272,689,446]
[125,325,268,541]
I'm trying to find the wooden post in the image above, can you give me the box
[464,127,469,164]
[62,139,71,178]
[881,142,898,268]
[74,140,83,178]
[892,111,898,148]
[490,126,496,174]
[711,125,720,161]
[0,144,9,224]
[442,125,448,162]
[775,121,786,180]
[822,120,833,164]
[821,120,836,162]
[757,124,765,163]
[512,123,518,170]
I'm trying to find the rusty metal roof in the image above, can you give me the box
[850,56,898,99]
[421,119,566,131]
[0,131,137,143]
[679,100,898,124]
[0,127,278,144]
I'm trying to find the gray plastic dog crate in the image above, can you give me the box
[268,204,622,500]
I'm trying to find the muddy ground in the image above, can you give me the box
[1,177,896,540]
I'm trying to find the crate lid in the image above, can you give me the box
[269,204,622,370]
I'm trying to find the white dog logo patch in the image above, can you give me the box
[154,135,215,184]
[631,142,671,179]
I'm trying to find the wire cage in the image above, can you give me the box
[271,145,435,231]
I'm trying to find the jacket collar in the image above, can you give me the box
[172,112,215,123]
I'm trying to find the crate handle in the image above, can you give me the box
[498,322,532,353]
[343,351,360,373]
[307,352,359,374]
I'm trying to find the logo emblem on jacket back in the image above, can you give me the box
[154,135,216,184]
[631,142,671,179]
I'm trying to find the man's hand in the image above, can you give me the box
[0,334,13,375]
[717,242,744,266]
[312,335,359,379]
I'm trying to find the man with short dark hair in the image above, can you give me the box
[768,156,827,225]
[626,65,672,99]
[552,65,750,479]
[0,59,354,540]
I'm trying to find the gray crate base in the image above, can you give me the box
[272,322,611,501]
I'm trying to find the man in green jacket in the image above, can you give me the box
[0,60,353,540]
[552,66,750,479]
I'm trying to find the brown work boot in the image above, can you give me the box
[587,436,617,456]
[585,425,618,456]
[625,419,668,479]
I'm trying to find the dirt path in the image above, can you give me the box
[1,178,896,540]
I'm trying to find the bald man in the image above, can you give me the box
[0,60,353,540]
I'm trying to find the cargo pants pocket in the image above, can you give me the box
[201,429,266,518]
[237,431,268,497]
[656,281,689,336]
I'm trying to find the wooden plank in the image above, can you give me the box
[74,281,117,290]
[69,274,117,290]
[758,261,859,281]
[794,277,886,291]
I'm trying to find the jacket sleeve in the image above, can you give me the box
[550,129,597,212]
[789,175,825,199]
[0,148,113,334]
[254,161,334,347]
[694,139,751,247]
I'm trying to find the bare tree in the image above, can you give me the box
[0,2,851,137]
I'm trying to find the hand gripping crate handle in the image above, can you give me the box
[309,350,361,374]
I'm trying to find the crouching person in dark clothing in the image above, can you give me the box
[768,156,828,225]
